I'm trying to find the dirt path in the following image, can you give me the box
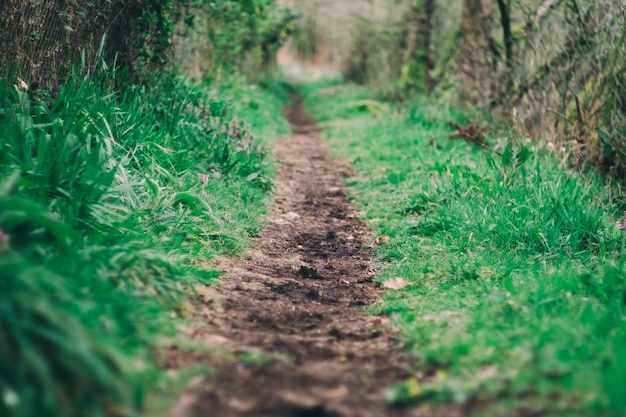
[168,96,443,417]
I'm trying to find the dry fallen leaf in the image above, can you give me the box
[368,316,390,325]
[202,334,230,346]
[321,385,349,399]
[383,277,411,290]
[374,235,390,245]
[285,211,301,220]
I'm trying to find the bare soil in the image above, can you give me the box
[167,95,459,417]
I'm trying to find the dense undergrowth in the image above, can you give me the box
[0,67,288,417]
[301,79,626,417]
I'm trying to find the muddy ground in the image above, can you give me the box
[167,96,461,417]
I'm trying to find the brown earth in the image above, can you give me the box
[167,95,461,417]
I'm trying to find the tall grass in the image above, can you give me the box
[302,79,626,416]
[0,64,287,416]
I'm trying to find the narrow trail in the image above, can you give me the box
[169,96,452,417]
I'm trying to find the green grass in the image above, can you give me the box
[301,80,626,417]
[0,66,287,417]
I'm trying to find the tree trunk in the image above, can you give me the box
[400,0,436,93]
[495,0,513,70]
[495,0,514,104]
[457,0,496,106]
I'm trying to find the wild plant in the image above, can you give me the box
[0,59,277,416]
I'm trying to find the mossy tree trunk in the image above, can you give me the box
[400,0,436,93]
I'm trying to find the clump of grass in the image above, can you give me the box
[302,82,626,416]
[0,64,286,416]
[297,78,382,123]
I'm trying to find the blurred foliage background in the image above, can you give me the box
[281,0,626,178]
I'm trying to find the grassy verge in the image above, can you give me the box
[0,68,288,417]
[301,79,626,417]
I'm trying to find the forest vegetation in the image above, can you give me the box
[286,0,626,414]
[284,0,626,178]
[0,1,293,416]
[1,0,626,416]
